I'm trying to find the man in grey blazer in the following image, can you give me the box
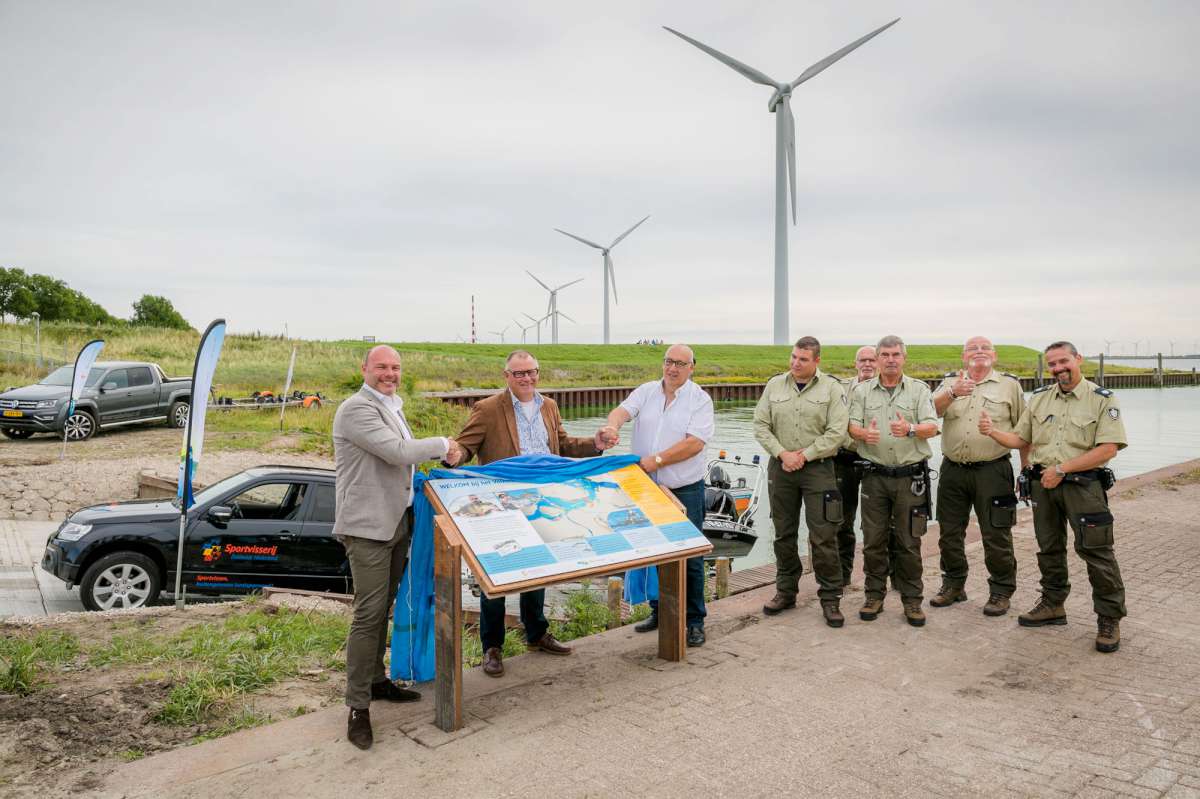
[333,345,464,750]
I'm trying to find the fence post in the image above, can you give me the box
[715,558,730,599]
[1097,353,1105,386]
[1157,353,1164,387]
[606,578,622,629]
[1036,353,1043,385]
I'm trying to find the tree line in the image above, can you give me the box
[0,267,191,330]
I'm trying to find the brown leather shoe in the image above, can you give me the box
[902,598,926,627]
[482,647,504,677]
[527,633,572,656]
[1096,615,1120,653]
[347,708,373,750]
[982,594,1011,617]
[1018,596,1067,627]
[762,593,797,616]
[821,601,844,628]
[370,679,421,702]
[929,583,967,607]
[859,597,884,621]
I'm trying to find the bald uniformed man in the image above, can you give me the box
[847,335,940,627]
[929,336,1028,616]
[754,336,850,627]
[833,345,876,585]
[980,340,1127,653]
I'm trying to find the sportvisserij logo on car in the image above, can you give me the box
[201,538,223,562]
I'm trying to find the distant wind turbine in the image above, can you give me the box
[664,19,900,344]
[554,215,650,345]
[524,312,549,345]
[526,271,583,344]
[514,317,538,345]
[1103,339,1114,355]
[488,324,512,344]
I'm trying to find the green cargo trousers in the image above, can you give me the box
[833,450,861,585]
[1031,477,1126,619]
[766,457,843,601]
[860,470,928,601]
[342,511,412,710]
[935,457,1018,597]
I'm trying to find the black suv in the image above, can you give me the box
[41,465,350,611]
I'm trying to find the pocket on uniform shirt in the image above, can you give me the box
[988,494,1018,528]
[1076,511,1114,549]
[1066,416,1097,450]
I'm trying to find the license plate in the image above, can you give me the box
[2,410,22,418]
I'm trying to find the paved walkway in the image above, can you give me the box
[0,519,79,616]
[90,460,1200,799]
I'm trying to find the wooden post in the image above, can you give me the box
[1097,353,1105,386]
[656,557,687,662]
[715,558,730,599]
[1157,353,1164,387]
[607,578,622,629]
[433,516,463,733]
[1036,353,1043,385]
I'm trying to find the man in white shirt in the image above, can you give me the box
[332,345,464,750]
[601,343,715,646]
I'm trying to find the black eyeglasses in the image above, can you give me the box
[663,358,693,369]
[506,368,539,379]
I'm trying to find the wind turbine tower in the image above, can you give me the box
[664,19,900,345]
[554,215,650,345]
[526,271,583,344]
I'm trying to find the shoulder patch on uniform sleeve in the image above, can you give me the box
[1107,407,1120,420]
[1033,384,1054,394]
[1094,387,1113,397]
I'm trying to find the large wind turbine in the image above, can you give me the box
[664,19,900,345]
[526,271,583,344]
[524,312,550,345]
[554,215,650,345]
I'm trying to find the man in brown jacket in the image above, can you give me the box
[455,349,614,676]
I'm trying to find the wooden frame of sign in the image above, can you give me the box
[425,483,711,732]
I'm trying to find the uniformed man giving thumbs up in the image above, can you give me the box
[847,335,940,627]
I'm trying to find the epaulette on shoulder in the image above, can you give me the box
[943,371,957,378]
[1094,386,1113,397]
[1032,384,1054,394]
[1002,372,1020,380]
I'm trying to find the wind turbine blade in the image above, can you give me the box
[605,253,619,305]
[555,277,585,291]
[790,18,900,89]
[525,269,552,292]
[784,96,796,225]
[663,26,777,88]
[554,228,605,250]
[523,312,540,323]
[609,215,651,249]
[557,311,577,324]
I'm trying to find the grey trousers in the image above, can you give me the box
[342,510,412,709]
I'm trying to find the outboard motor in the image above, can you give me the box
[708,464,731,489]
[705,486,737,519]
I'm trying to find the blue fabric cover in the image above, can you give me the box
[391,453,640,682]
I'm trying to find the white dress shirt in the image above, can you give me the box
[362,383,448,506]
[620,379,715,489]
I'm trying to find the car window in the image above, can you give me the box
[104,369,130,389]
[309,483,335,524]
[227,482,308,521]
[128,367,154,387]
[39,366,107,388]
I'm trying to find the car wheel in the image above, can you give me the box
[79,551,162,611]
[1,428,35,440]
[63,410,96,441]
[168,400,190,429]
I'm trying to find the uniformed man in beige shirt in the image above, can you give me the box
[981,340,1127,653]
[833,345,876,585]
[929,336,1028,617]
[847,335,939,627]
[753,336,850,627]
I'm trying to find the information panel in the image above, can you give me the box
[426,463,709,586]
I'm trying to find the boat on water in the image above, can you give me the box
[702,451,763,560]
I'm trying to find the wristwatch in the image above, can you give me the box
[905,423,916,438]
[1054,464,1066,477]
[654,455,664,467]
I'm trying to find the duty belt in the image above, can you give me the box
[943,455,1009,469]
[1029,465,1101,479]
[861,460,927,478]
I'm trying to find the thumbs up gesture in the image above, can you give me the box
[978,409,994,436]
[952,369,976,398]
[889,411,910,437]
[865,418,881,445]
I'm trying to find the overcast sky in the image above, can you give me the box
[2,1,1198,354]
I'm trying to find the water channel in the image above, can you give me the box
[562,386,1200,571]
